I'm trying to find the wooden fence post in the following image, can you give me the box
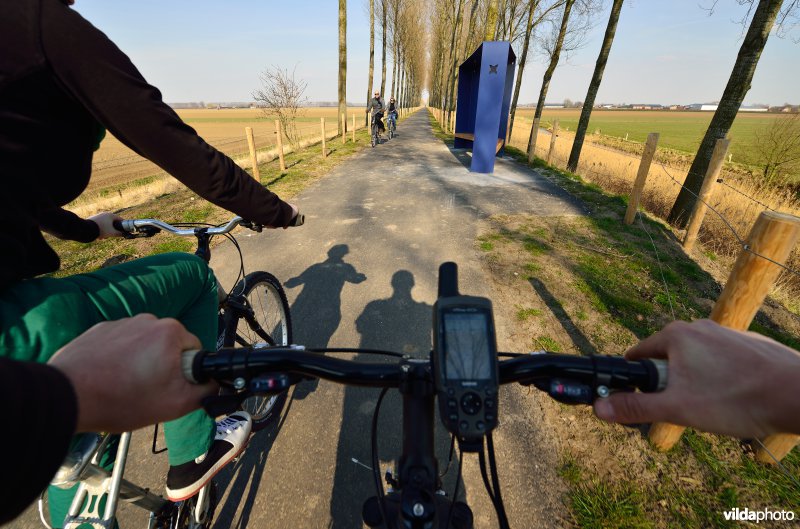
[650,210,800,453]
[683,138,730,251]
[352,114,356,142]
[274,120,286,172]
[527,117,540,163]
[546,120,559,165]
[624,133,660,225]
[245,126,260,180]
[505,112,511,147]
[341,113,346,144]
[320,117,327,159]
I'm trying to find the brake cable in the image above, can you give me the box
[445,444,464,529]
[371,387,390,526]
[479,435,511,529]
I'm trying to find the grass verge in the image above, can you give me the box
[429,111,800,528]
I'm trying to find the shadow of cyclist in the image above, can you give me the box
[329,270,461,528]
[211,396,295,529]
[284,244,366,399]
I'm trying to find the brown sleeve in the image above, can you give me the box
[38,207,99,242]
[39,1,294,227]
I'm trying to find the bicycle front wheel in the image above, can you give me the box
[223,271,292,431]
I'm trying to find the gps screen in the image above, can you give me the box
[443,311,491,380]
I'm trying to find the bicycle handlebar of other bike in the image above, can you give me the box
[113,213,305,238]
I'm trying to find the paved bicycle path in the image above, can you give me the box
[18,110,585,529]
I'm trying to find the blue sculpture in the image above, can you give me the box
[453,42,516,174]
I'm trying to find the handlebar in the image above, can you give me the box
[112,213,304,238]
[181,347,667,400]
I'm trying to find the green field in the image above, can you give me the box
[514,108,784,168]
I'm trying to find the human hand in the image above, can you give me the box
[285,203,299,229]
[268,203,299,229]
[48,314,218,433]
[593,320,800,438]
[88,212,124,239]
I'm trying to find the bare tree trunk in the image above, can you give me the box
[445,1,465,128]
[486,0,501,40]
[390,2,400,99]
[497,0,510,39]
[567,0,624,172]
[390,41,398,99]
[338,0,347,135]
[509,0,538,137]
[668,0,784,227]
[366,0,375,126]
[380,0,388,97]
[526,0,575,153]
[464,0,480,53]
[400,54,406,110]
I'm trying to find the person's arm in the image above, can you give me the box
[594,320,800,438]
[39,2,294,227]
[0,359,78,524]
[37,207,99,242]
[0,314,218,524]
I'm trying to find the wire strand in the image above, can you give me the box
[753,438,800,490]
[656,163,800,280]
[637,210,677,321]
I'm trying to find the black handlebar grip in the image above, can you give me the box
[290,213,305,227]
[639,359,668,392]
[438,262,459,298]
[181,350,209,384]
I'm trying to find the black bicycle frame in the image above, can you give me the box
[188,229,275,348]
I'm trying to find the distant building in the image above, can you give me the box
[739,105,768,112]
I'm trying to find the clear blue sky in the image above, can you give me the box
[73,0,798,106]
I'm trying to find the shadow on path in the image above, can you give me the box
[284,244,366,399]
[328,270,462,528]
[212,396,295,529]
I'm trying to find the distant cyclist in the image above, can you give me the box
[386,97,398,135]
[367,91,385,136]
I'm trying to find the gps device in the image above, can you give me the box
[433,263,499,451]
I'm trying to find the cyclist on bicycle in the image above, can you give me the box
[1,1,299,525]
[386,97,398,131]
[367,90,385,135]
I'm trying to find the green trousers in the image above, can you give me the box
[0,253,218,526]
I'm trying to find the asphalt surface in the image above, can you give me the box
[17,110,586,529]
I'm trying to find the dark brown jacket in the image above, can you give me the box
[0,0,294,290]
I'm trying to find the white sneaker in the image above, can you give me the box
[165,411,252,501]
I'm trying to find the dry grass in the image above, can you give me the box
[505,117,800,313]
[87,107,368,194]
[71,107,372,216]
